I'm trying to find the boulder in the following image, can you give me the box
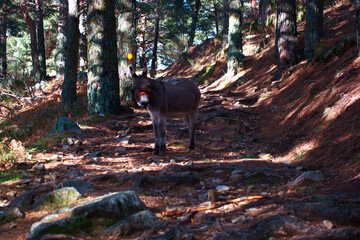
[26,191,158,239]
[50,117,82,135]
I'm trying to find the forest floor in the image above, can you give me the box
[1,1,360,239]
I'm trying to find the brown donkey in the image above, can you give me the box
[131,67,201,155]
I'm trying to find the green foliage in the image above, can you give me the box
[0,166,26,184]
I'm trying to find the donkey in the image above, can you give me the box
[131,67,201,155]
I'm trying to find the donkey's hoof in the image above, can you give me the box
[152,149,159,155]
[158,150,165,156]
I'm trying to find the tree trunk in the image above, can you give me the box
[150,0,160,77]
[356,0,360,56]
[87,0,121,114]
[55,0,68,80]
[251,0,258,21]
[188,0,201,47]
[118,0,137,106]
[79,1,88,71]
[20,0,40,81]
[0,0,8,81]
[62,0,80,110]
[222,0,229,46]
[36,0,46,80]
[304,0,324,60]
[258,0,269,26]
[227,0,244,78]
[213,0,219,35]
[275,0,296,79]
[139,12,147,69]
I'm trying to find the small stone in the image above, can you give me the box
[186,160,194,166]
[169,159,176,164]
[32,163,45,171]
[258,153,273,160]
[215,185,230,192]
[323,220,334,229]
[74,140,82,145]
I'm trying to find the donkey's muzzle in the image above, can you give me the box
[138,93,149,109]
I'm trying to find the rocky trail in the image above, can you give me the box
[1,87,360,239]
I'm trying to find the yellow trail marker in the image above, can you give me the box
[127,53,133,60]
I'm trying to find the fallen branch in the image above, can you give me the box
[162,195,264,216]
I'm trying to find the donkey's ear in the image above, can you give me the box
[130,67,136,77]
[142,65,148,77]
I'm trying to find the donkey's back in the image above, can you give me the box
[162,80,200,119]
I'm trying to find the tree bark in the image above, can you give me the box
[55,0,68,80]
[36,0,46,80]
[0,0,8,81]
[139,11,147,69]
[213,0,219,35]
[275,0,296,79]
[79,1,88,71]
[304,0,324,60]
[20,0,40,81]
[150,0,160,77]
[227,0,244,78]
[188,0,201,47]
[258,0,269,26]
[62,0,80,110]
[118,0,137,106]
[87,0,121,114]
[222,0,229,46]
[356,0,360,56]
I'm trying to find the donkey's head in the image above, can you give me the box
[130,66,159,109]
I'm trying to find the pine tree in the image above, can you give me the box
[258,0,269,26]
[55,0,68,80]
[20,0,40,81]
[0,0,8,81]
[62,0,80,110]
[356,0,360,56]
[227,0,243,78]
[188,0,201,47]
[304,0,323,60]
[117,0,137,106]
[150,0,160,77]
[275,0,296,79]
[87,0,121,114]
[79,1,87,71]
[222,0,229,45]
[36,0,46,80]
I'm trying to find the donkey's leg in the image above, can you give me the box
[158,117,167,155]
[151,117,160,155]
[188,112,198,151]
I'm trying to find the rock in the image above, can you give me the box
[56,179,94,195]
[150,224,193,240]
[230,169,248,181]
[323,220,334,230]
[34,187,82,209]
[32,163,45,171]
[106,120,121,129]
[288,170,323,188]
[215,185,230,192]
[64,170,84,178]
[192,212,215,224]
[26,191,158,240]
[0,207,25,223]
[89,174,119,184]
[86,151,102,159]
[50,117,82,135]
[117,136,134,144]
[8,139,26,158]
